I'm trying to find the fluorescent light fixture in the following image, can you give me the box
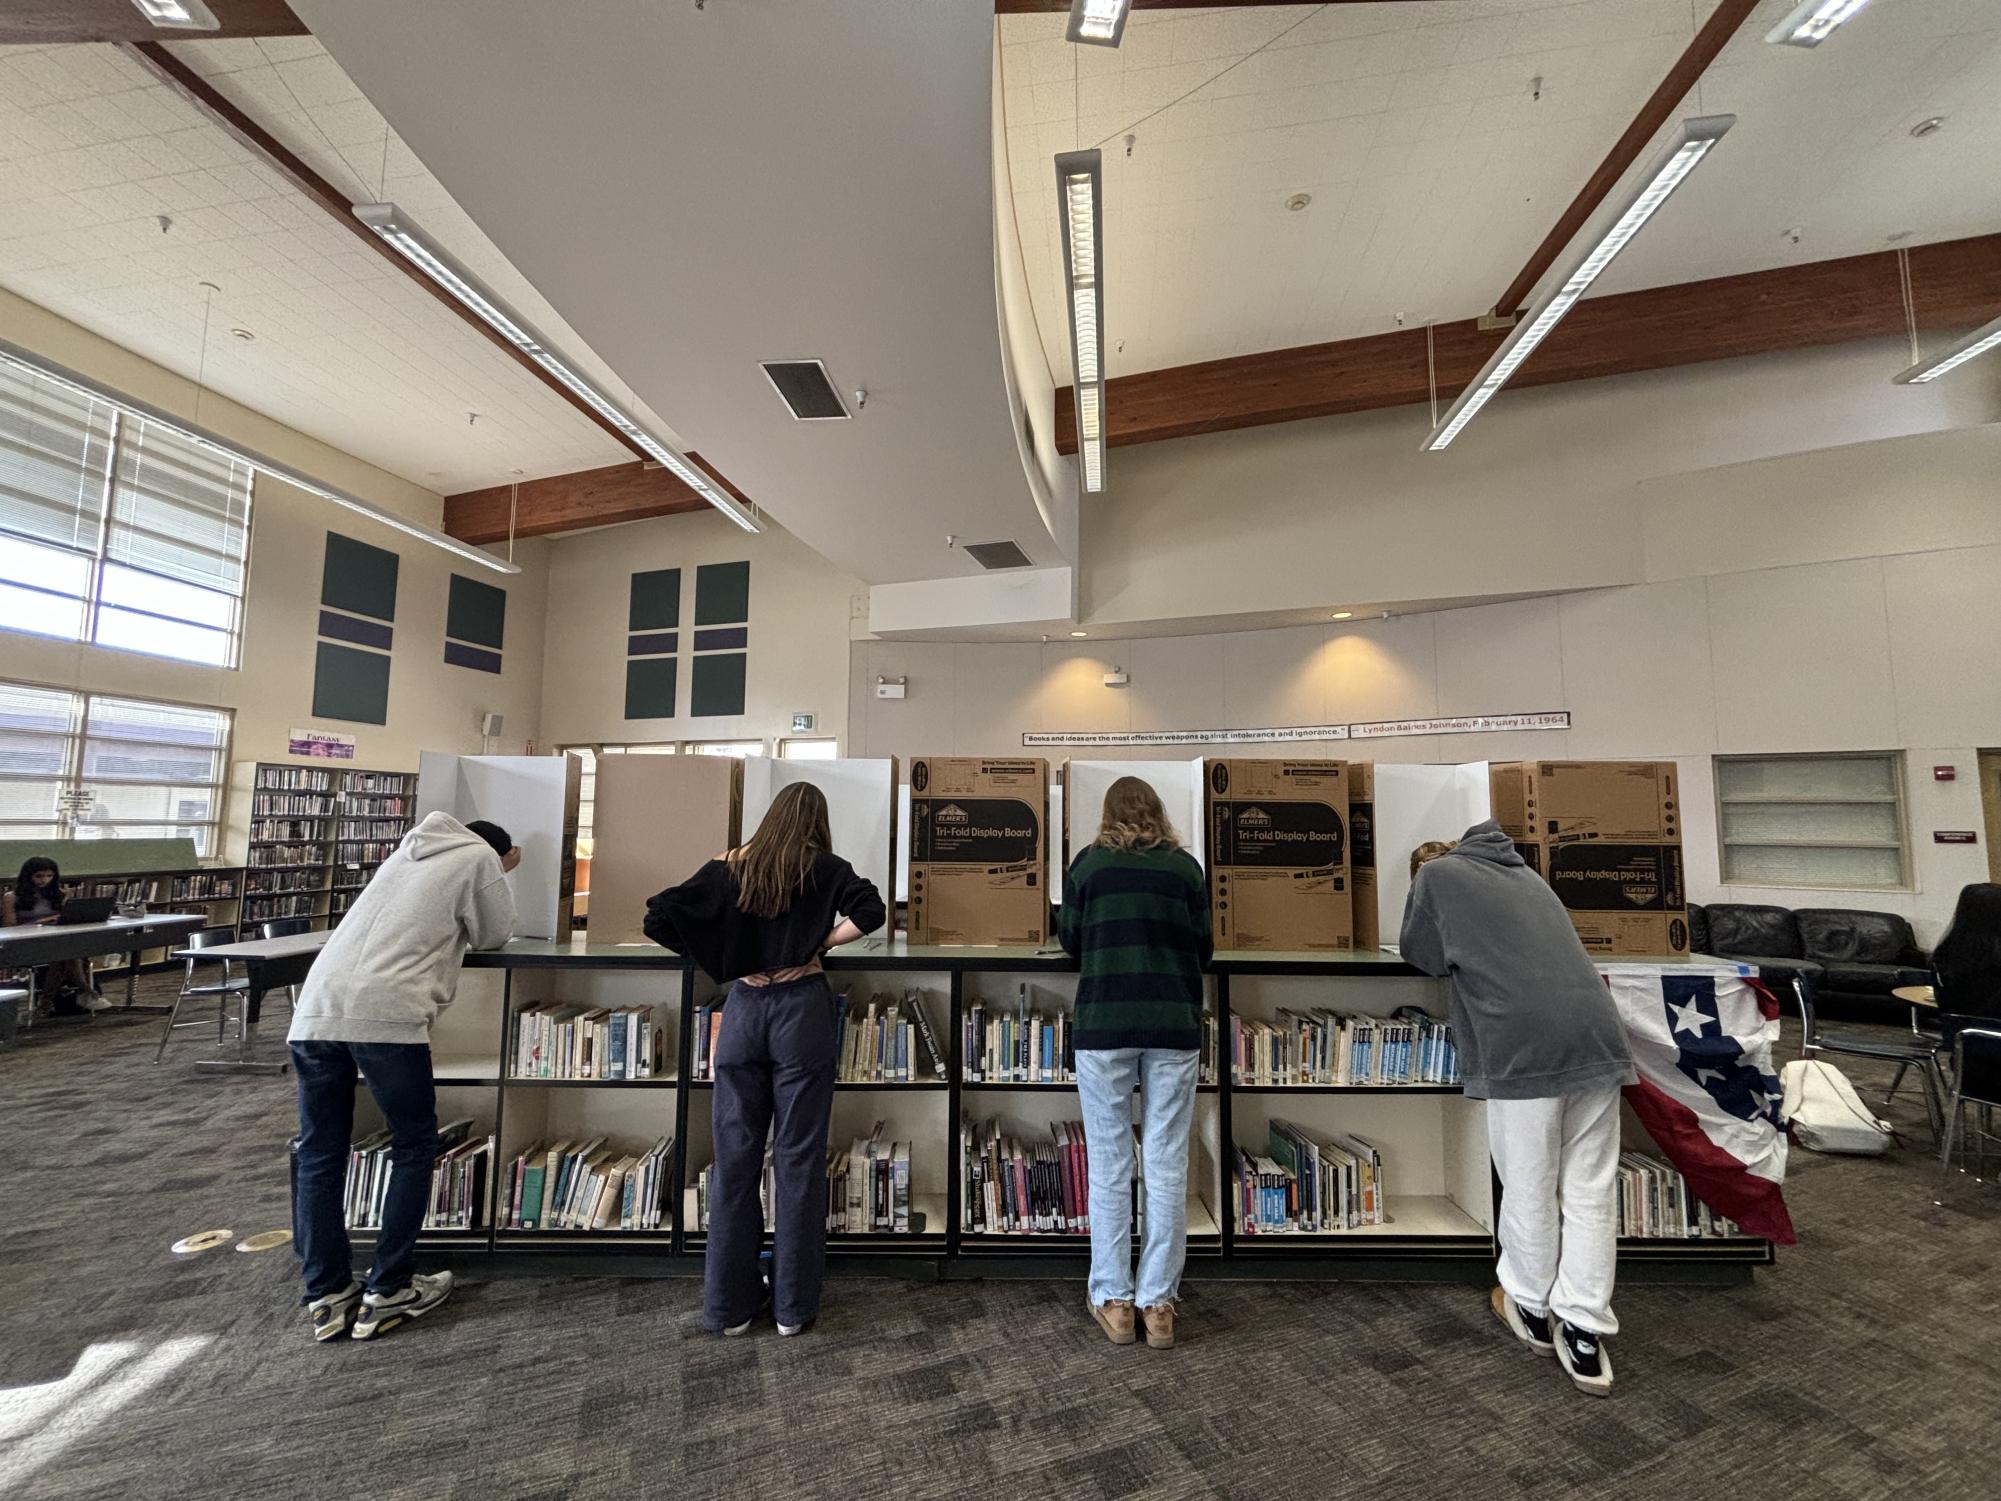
[1766,0,1875,48]
[1893,310,2001,385]
[352,202,760,534]
[1054,150,1106,494]
[131,0,220,29]
[1423,114,1733,452]
[1067,0,1132,48]
[0,343,519,575]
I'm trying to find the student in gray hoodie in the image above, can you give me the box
[1400,821,1636,1398]
[287,812,519,1342]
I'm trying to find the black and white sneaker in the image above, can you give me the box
[351,1271,454,1341]
[1555,1320,1614,1397]
[307,1282,363,1342]
[1490,1287,1554,1355]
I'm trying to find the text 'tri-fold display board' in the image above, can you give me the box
[416,753,580,940]
[587,755,743,944]
[907,757,1049,946]
[1205,759,1352,952]
[741,758,898,936]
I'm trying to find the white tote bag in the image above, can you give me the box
[1780,1058,1894,1155]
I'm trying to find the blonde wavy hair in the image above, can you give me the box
[1095,776,1180,852]
[1409,840,1455,877]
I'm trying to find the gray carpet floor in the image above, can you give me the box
[3,978,1999,1501]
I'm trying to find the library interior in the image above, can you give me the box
[0,0,1997,1496]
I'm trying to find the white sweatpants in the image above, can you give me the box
[1486,1088,1621,1336]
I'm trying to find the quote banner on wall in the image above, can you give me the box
[1023,711,1569,748]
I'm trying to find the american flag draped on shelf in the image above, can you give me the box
[1606,964,1797,1245]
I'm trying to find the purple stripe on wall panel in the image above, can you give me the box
[628,632,678,657]
[693,626,748,651]
[319,610,393,650]
[443,641,504,674]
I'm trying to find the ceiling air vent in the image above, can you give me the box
[964,540,1034,570]
[760,360,850,420]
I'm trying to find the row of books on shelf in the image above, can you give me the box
[1231,1009,1460,1087]
[344,1119,490,1231]
[345,772,415,794]
[499,1136,674,1231]
[836,990,946,1082]
[510,1004,670,1080]
[71,873,238,903]
[1618,1153,1742,1240]
[336,819,408,840]
[960,1116,1128,1236]
[691,1124,919,1235]
[963,987,1218,1085]
[245,871,323,895]
[252,794,334,816]
[251,819,326,843]
[248,843,321,867]
[258,768,335,792]
[245,894,319,919]
[335,841,398,863]
[1234,1120,1386,1234]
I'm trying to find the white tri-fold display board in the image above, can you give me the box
[417,752,581,940]
[1367,762,1491,949]
[1062,759,1207,873]
[741,757,898,930]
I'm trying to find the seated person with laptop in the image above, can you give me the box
[1,857,108,1014]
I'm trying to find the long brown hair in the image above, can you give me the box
[730,781,833,917]
[1095,776,1179,852]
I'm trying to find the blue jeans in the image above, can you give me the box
[1076,1047,1198,1309]
[706,976,838,1332]
[292,1041,438,1300]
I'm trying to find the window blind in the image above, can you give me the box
[0,360,113,556]
[106,418,252,592]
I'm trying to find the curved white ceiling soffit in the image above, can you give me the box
[293,0,1064,585]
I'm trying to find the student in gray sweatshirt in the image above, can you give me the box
[287,812,519,1342]
[1400,821,1636,1398]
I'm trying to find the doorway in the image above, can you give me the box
[1980,751,2001,884]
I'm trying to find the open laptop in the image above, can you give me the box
[56,896,117,926]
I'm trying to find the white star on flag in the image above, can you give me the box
[1695,1068,1724,1087]
[1669,997,1714,1037]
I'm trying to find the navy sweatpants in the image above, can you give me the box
[705,974,838,1331]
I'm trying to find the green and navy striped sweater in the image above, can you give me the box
[1058,843,1213,1051]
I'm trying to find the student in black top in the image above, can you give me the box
[644,782,885,1337]
[1933,883,2001,1041]
[2,857,103,1014]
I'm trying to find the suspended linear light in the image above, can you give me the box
[130,0,220,30]
[1068,0,1132,48]
[0,342,521,575]
[1766,0,1876,48]
[1892,311,2001,386]
[1055,149,1106,494]
[1423,114,1734,452]
[351,203,761,534]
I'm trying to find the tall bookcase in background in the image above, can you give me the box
[228,763,417,931]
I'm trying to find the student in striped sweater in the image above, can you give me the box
[1059,777,1212,1350]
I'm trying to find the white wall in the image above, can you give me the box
[538,508,864,751]
[850,544,2001,942]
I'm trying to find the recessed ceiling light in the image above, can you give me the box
[131,0,220,30]
[229,327,254,342]
[1330,611,1354,620]
[1909,117,1946,138]
[1287,193,1312,213]
[1766,0,1876,48]
[1070,630,1088,638]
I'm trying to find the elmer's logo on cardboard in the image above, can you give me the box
[1237,806,1272,827]
[936,803,970,824]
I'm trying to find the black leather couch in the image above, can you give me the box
[1691,902,1931,1021]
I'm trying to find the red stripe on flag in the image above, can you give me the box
[1622,1078,1797,1246]
[1746,976,1782,1023]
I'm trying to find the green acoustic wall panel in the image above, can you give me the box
[321,531,401,622]
[313,641,392,725]
[693,560,749,626]
[690,651,746,717]
[628,568,682,633]
[624,657,678,720]
[446,573,507,650]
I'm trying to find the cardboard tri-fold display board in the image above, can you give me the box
[1204,758,1352,952]
[416,752,580,941]
[907,757,1049,946]
[1489,760,1688,957]
[742,757,898,935]
[586,755,742,944]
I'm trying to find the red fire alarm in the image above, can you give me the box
[1934,765,1957,781]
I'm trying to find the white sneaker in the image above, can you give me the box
[80,989,113,1013]
[307,1282,363,1342]
[1555,1320,1615,1397]
[722,1317,754,1337]
[778,1321,806,1337]
[352,1271,454,1340]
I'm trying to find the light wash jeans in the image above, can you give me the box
[1076,1047,1199,1309]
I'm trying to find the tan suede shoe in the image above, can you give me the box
[1140,1303,1175,1349]
[1088,1295,1136,1345]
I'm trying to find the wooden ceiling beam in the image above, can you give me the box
[1491,0,1761,318]
[1053,234,2001,453]
[0,0,306,44]
[443,461,734,544]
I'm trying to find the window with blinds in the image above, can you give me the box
[0,677,231,854]
[0,355,252,667]
[1715,752,1911,891]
